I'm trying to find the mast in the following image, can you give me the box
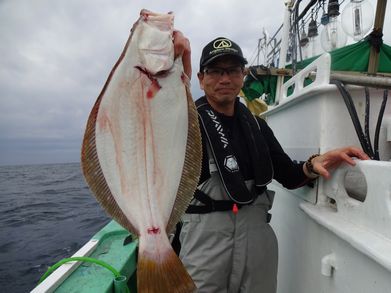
[275,0,295,104]
[368,0,388,75]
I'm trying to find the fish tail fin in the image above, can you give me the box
[137,247,196,293]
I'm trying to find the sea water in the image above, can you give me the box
[0,162,110,293]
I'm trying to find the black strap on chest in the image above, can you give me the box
[194,97,273,204]
[197,111,253,204]
[185,97,274,215]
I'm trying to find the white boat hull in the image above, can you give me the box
[264,54,391,293]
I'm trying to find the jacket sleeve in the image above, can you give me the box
[257,117,310,189]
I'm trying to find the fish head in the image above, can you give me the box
[137,10,175,75]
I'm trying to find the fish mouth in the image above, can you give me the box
[135,66,171,79]
[140,9,174,30]
[140,9,174,18]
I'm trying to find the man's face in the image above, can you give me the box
[197,56,244,111]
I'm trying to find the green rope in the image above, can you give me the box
[38,256,130,292]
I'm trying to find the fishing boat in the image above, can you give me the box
[242,0,391,292]
[32,0,391,292]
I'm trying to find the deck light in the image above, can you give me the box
[341,0,374,41]
[308,19,320,57]
[320,0,347,51]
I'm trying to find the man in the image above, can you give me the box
[173,34,369,292]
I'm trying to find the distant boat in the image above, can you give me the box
[32,0,391,292]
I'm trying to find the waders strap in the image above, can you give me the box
[186,189,242,214]
[186,189,271,223]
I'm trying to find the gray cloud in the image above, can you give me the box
[0,0,388,165]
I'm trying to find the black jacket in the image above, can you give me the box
[198,99,309,190]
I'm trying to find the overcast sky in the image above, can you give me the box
[0,0,389,166]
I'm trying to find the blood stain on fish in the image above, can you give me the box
[135,66,161,99]
[147,227,161,234]
[146,79,161,99]
[181,73,186,83]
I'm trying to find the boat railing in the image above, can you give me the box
[31,239,99,292]
[276,50,391,106]
[300,159,391,272]
[280,53,331,104]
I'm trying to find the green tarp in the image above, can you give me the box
[242,40,391,103]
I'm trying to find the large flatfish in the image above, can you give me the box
[81,9,201,292]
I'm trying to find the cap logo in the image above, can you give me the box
[213,38,232,49]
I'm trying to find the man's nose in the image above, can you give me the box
[219,71,231,81]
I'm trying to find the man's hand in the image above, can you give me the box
[173,30,192,79]
[304,146,370,179]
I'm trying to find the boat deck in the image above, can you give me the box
[56,221,137,293]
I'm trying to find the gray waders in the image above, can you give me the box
[179,157,278,293]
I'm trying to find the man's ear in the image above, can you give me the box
[197,72,204,90]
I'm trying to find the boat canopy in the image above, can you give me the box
[242,40,391,104]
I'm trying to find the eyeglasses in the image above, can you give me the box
[203,66,244,78]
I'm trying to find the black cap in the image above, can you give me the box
[199,37,247,71]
